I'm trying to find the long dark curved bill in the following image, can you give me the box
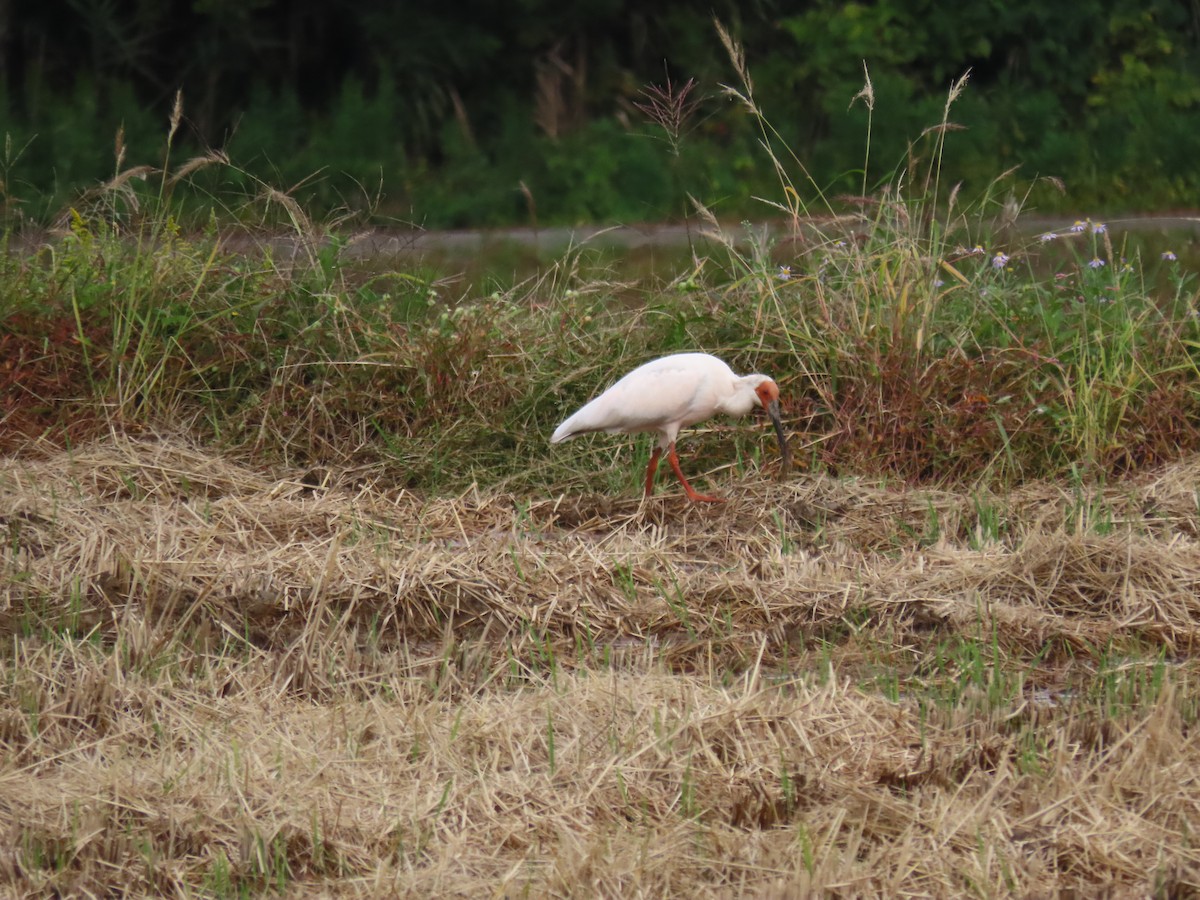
[766,398,792,477]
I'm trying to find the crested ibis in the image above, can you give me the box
[551,352,791,501]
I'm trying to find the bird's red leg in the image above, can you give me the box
[666,443,724,503]
[644,446,663,496]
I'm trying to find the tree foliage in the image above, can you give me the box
[0,0,1197,224]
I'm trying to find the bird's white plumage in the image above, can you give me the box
[551,352,769,449]
[551,352,789,501]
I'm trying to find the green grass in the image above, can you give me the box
[6,200,1198,496]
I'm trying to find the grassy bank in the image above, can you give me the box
[2,181,1198,493]
[4,36,1200,493]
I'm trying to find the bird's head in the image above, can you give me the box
[752,378,780,411]
[745,376,792,477]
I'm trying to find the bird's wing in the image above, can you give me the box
[553,355,729,441]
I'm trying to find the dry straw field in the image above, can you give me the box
[3,434,1199,896]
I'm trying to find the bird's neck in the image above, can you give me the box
[719,381,759,417]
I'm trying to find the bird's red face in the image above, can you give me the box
[754,379,780,408]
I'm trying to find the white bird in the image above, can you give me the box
[551,352,791,501]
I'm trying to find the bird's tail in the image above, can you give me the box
[550,417,577,444]
[552,396,614,443]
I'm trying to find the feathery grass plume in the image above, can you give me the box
[152,89,189,209]
[114,124,126,174]
[849,62,875,197]
[946,181,962,219]
[944,69,971,118]
[688,193,726,246]
[58,164,156,230]
[167,89,184,148]
[260,184,318,264]
[0,133,21,227]
[518,179,537,231]
[167,150,231,186]
[928,69,971,205]
[1040,175,1067,196]
[849,61,876,112]
[713,19,827,224]
[631,78,702,259]
[714,19,751,104]
[634,75,701,157]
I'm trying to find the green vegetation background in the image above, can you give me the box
[2,0,1198,227]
